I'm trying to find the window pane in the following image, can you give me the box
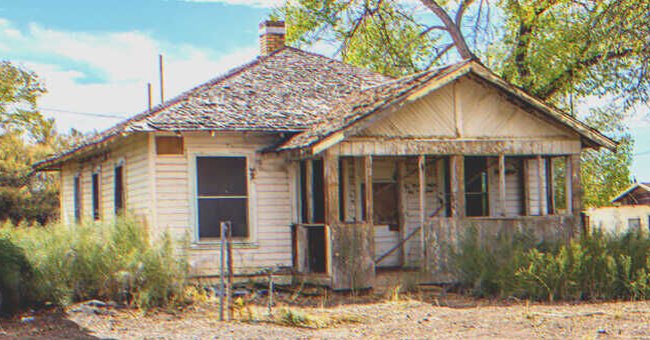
[114,165,124,214]
[198,198,248,238]
[92,173,100,220]
[197,157,247,196]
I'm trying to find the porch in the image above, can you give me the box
[292,150,583,290]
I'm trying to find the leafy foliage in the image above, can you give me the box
[454,228,650,301]
[0,216,189,311]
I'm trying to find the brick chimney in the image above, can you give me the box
[259,20,285,56]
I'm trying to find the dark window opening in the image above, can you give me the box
[155,136,184,155]
[628,218,641,231]
[73,175,82,223]
[465,156,489,217]
[373,182,399,229]
[92,172,100,220]
[307,226,326,273]
[196,156,248,239]
[443,157,452,217]
[545,157,555,215]
[312,159,325,224]
[114,164,125,214]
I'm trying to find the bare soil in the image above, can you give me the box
[2,287,650,339]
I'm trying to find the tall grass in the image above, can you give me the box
[453,227,650,302]
[0,216,188,311]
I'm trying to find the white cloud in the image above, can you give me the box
[0,18,258,133]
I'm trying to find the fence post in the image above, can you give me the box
[219,221,226,321]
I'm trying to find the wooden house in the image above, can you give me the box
[35,21,616,290]
[585,183,650,234]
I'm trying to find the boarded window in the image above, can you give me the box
[92,172,100,220]
[196,157,248,239]
[465,156,489,217]
[114,164,125,214]
[73,175,82,223]
[155,136,184,155]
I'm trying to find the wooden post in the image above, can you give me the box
[354,158,363,222]
[305,160,314,223]
[341,158,348,222]
[547,157,556,215]
[364,155,373,225]
[397,158,408,267]
[570,154,582,217]
[418,155,426,265]
[323,151,340,225]
[565,156,573,214]
[523,159,531,216]
[537,155,545,216]
[450,155,465,217]
[226,222,233,321]
[219,222,226,321]
[498,154,506,217]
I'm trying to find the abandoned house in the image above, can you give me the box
[585,183,650,235]
[35,21,617,290]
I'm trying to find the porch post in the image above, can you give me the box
[569,154,582,218]
[364,155,373,225]
[323,151,340,225]
[565,156,573,214]
[498,153,506,216]
[305,160,314,223]
[397,158,408,266]
[537,155,546,215]
[450,155,465,217]
[418,155,427,265]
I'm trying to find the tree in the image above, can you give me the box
[0,61,64,224]
[276,0,647,206]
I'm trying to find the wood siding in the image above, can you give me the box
[60,134,151,225]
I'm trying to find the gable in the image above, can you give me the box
[358,76,577,140]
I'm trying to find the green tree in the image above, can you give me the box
[276,0,647,206]
[0,61,64,224]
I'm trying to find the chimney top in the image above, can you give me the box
[259,20,285,56]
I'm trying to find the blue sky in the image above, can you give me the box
[1,0,649,181]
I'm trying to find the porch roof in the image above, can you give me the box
[276,60,617,155]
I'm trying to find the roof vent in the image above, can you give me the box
[259,20,285,56]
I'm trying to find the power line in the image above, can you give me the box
[39,107,126,119]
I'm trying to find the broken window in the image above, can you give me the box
[73,174,82,223]
[465,156,489,217]
[629,218,641,232]
[299,159,325,224]
[373,182,399,229]
[92,171,100,220]
[196,156,248,239]
[114,163,125,214]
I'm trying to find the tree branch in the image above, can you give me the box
[419,0,475,59]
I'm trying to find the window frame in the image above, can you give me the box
[114,159,126,215]
[189,151,257,246]
[91,166,101,221]
[73,172,82,224]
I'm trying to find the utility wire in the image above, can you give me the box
[39,107,126,119]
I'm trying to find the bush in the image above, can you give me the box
[0,216,188,311]
[0,237,34,315]
[453,228,650,302]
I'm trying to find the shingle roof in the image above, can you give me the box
[277,59,617,152]
[34,47,390,169]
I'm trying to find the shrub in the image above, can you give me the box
[0,237,34,315]
[453,227,650,302]
[0,216,188,310]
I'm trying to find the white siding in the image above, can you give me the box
[59,134,151,225]
[154,132,294,275]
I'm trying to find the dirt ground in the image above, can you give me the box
[3,285,650,340]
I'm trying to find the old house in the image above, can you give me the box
[585,183,650,234]
[35,21,616,290]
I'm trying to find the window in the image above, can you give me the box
[92,171,100,220]
[373,182,399,229]
[73,174,82,223]
[196,156,248,239]
[465,156,489,217]
[628,218,641,231]
[114,163,125,214]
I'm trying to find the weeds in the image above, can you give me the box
[453,227,650,302]
[0,216,188,312]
